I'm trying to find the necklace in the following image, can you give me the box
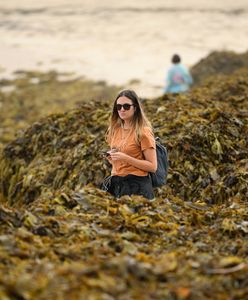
[111,125,132,152]
[119,126,132,151]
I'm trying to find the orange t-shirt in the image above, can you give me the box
[109,126,155,176]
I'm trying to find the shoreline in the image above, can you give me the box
[1,47,247,98]
[1,0,248,98]
[1,48,248,98]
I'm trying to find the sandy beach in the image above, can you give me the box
[0,0,248,97]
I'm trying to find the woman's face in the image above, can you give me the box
[116,96,135,122]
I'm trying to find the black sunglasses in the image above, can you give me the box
[116,103,134,111]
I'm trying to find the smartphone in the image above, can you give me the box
[101,151,110,157]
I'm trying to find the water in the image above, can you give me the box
[0,0,248,97]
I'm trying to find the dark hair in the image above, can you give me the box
[172,54,181,64]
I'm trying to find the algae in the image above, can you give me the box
[0,56,248,299]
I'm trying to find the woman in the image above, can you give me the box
[102,89,157,200]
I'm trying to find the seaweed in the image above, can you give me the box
[0,56,247,299]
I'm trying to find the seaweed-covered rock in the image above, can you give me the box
[0,58,248,300]
[0,101,111,206]
[0,67,248,206]
[191,50,248,85]
[0,70,120,148]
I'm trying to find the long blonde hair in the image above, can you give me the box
[106,90,152,144]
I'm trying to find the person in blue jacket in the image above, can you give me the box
[164,54,193,94]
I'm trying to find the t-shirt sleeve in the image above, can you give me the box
[140,127,156,151]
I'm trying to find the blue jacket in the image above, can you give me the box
[165,64,193,93]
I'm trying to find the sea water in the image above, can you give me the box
[0,0,247,97]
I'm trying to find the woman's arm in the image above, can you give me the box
[110,147,157,173]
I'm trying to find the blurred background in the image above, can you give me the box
[0,0,248,97]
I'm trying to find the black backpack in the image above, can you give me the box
[150,138,169,188]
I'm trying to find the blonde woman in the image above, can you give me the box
[102,90,157,200]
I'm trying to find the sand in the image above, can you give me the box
[0,0,248,97]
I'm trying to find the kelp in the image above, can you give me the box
[0,192,247,299]
[0,70,120,149]
[191,50,248,86]
[0,55,248,299]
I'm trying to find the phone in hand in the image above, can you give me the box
[101,147,118,158]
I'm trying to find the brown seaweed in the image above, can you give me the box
[0,56,248,299]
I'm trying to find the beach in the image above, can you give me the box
[0,0,248,97]
[1,2,248,298]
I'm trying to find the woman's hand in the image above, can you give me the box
[109,148,157,173]
[110,151,128,161]
[106,155,113,164]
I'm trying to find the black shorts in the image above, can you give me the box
[102,174,154,200]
